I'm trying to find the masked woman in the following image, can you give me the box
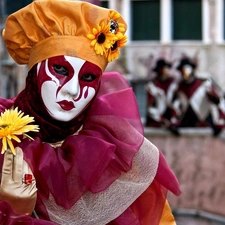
[0,1,181,224]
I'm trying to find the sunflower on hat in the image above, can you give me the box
[87,11,127,62]
[87,21,117,56]
[107,33,127,62]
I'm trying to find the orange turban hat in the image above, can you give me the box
[2,0,127,71]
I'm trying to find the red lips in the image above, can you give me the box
[57,100,75,111]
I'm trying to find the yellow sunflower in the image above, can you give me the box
[107,33,127,62]
[0,107,39,155]
[87,22,117,56]
[117,23,126,33]
[109,11,121,21]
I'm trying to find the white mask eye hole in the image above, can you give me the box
[81,73,97,82]
[53,65,69,76]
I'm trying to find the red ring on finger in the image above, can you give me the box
[24,174,33,184]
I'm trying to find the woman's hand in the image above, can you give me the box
[0,147,37,215]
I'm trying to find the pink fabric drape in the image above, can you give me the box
[0,72,180,224]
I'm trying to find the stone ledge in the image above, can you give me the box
[174,208,225,225]
[144,127,213,136]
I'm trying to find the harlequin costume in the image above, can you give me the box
[172,58,225,135]
[0,1,181,224]
[146,59,179,134]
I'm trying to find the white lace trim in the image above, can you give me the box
[43,138,159,225]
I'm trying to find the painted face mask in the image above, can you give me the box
[37,55,102,122]
[182,65,193,80]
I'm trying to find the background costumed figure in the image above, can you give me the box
[172,57,225,136]
[146,58,179,135]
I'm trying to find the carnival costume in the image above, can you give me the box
[146,59,178,129]
[0,1,181,224]
[172,58,225,135]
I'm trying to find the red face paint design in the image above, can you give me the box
[37,56,102,121]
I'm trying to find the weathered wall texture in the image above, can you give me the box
[145,129,225,216]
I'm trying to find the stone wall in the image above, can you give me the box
[144,128,225,217]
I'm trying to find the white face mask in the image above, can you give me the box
[37,56,102,122]
[182,65,193,80]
